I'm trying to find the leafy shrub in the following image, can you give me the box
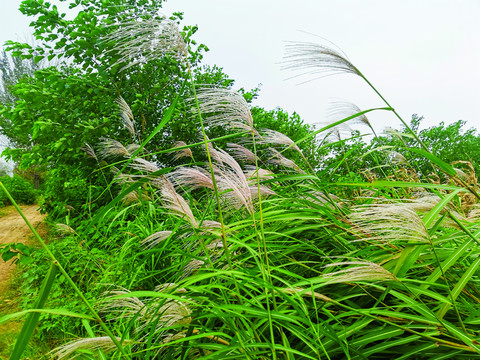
[40,164,112,222]
[0,175,37,206]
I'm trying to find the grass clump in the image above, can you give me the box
[2,14,480,360]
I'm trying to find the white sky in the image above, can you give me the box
[1,0,480,138]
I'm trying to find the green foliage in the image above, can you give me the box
[1,0,212,169]
[0,49,44,107]
[320,115,480,185]
[18,234,106,345]
[0,175,37,206]
[0,242,34,266]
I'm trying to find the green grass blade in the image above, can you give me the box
[423,189,462,228]
[407,148,457,176]
[437,257,480,319]
[423,227,480,289]
[1,309,95,326]
[10,261,58,360]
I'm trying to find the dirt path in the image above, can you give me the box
[0,205,46,357]
[0,205,46,297]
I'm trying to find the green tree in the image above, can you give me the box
[0,1,238,217]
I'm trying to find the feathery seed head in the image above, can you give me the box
[121,190,149,205]
[227,143,257,164]
[283,41,360,80]
[158,177,198,227]
[141,231,173,249]
[244,167,275,184]
[100,285,192,339]
[126,143,141,156]
[55,223,77,236]
[171,141,193,161]
[258,129,302,154]
[193,88,256,133]
[98,139,130,159]
[281,287,333,302]
[116,96,136,138]
[349,203,430,245]
[327,102,371,128]
[169,166,214,191]
[388,150,408,165]
[105,17,187,71]
[268,148,305,173]
[50,336,124,359]
[322,260,397,284]
[81,143,97,160]
[129,157,160,173]
[250,185,276,200]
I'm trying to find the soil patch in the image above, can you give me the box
[0,205,46,293]
[0,205,46,358]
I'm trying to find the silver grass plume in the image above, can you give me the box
[110,166,135,186]
[182,259,206,278]
[244,166,274,184]
[99,286,192,342]
[327,102,371,129]
[105,17,187,71]
[200,134,224,165]
[98,139,130,159]
[302,190,339,207]
[55,223,77,236]
[115,96,136,139]
[121,190,150,205]
[50,336,124,359]
[322,260,397,284]
[81,143,97,160]
[281,287,333,303]
[129,157,160,173]
[257,129,302,154]
[158,177,198,227]
[349,203,430,245]
[155,283,187,293]
[408,195,441,213]
[168,166,214,191]
[171,141,193,161]
[227,143,257,164]
[282,41,360,80]
[141,231,173,249]
[214,149,255,213]
[192,88,257,134]
[126,143,141,156]
[268,148,305,174]
[388,150,409,165]
[250,185,276,201]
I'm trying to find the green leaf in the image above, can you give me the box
[10,262,58,359]
[408,148,457,176]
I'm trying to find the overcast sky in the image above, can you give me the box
[1,0,480,138]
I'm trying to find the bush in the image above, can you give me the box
[0,175,37,206]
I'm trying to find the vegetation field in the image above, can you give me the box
[1,1,480,359]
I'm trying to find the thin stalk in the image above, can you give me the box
[251,130,279,358]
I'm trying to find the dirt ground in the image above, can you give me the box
[0,205,46,358]
[0,205,46,302]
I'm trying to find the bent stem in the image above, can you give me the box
[0,182,128,357]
